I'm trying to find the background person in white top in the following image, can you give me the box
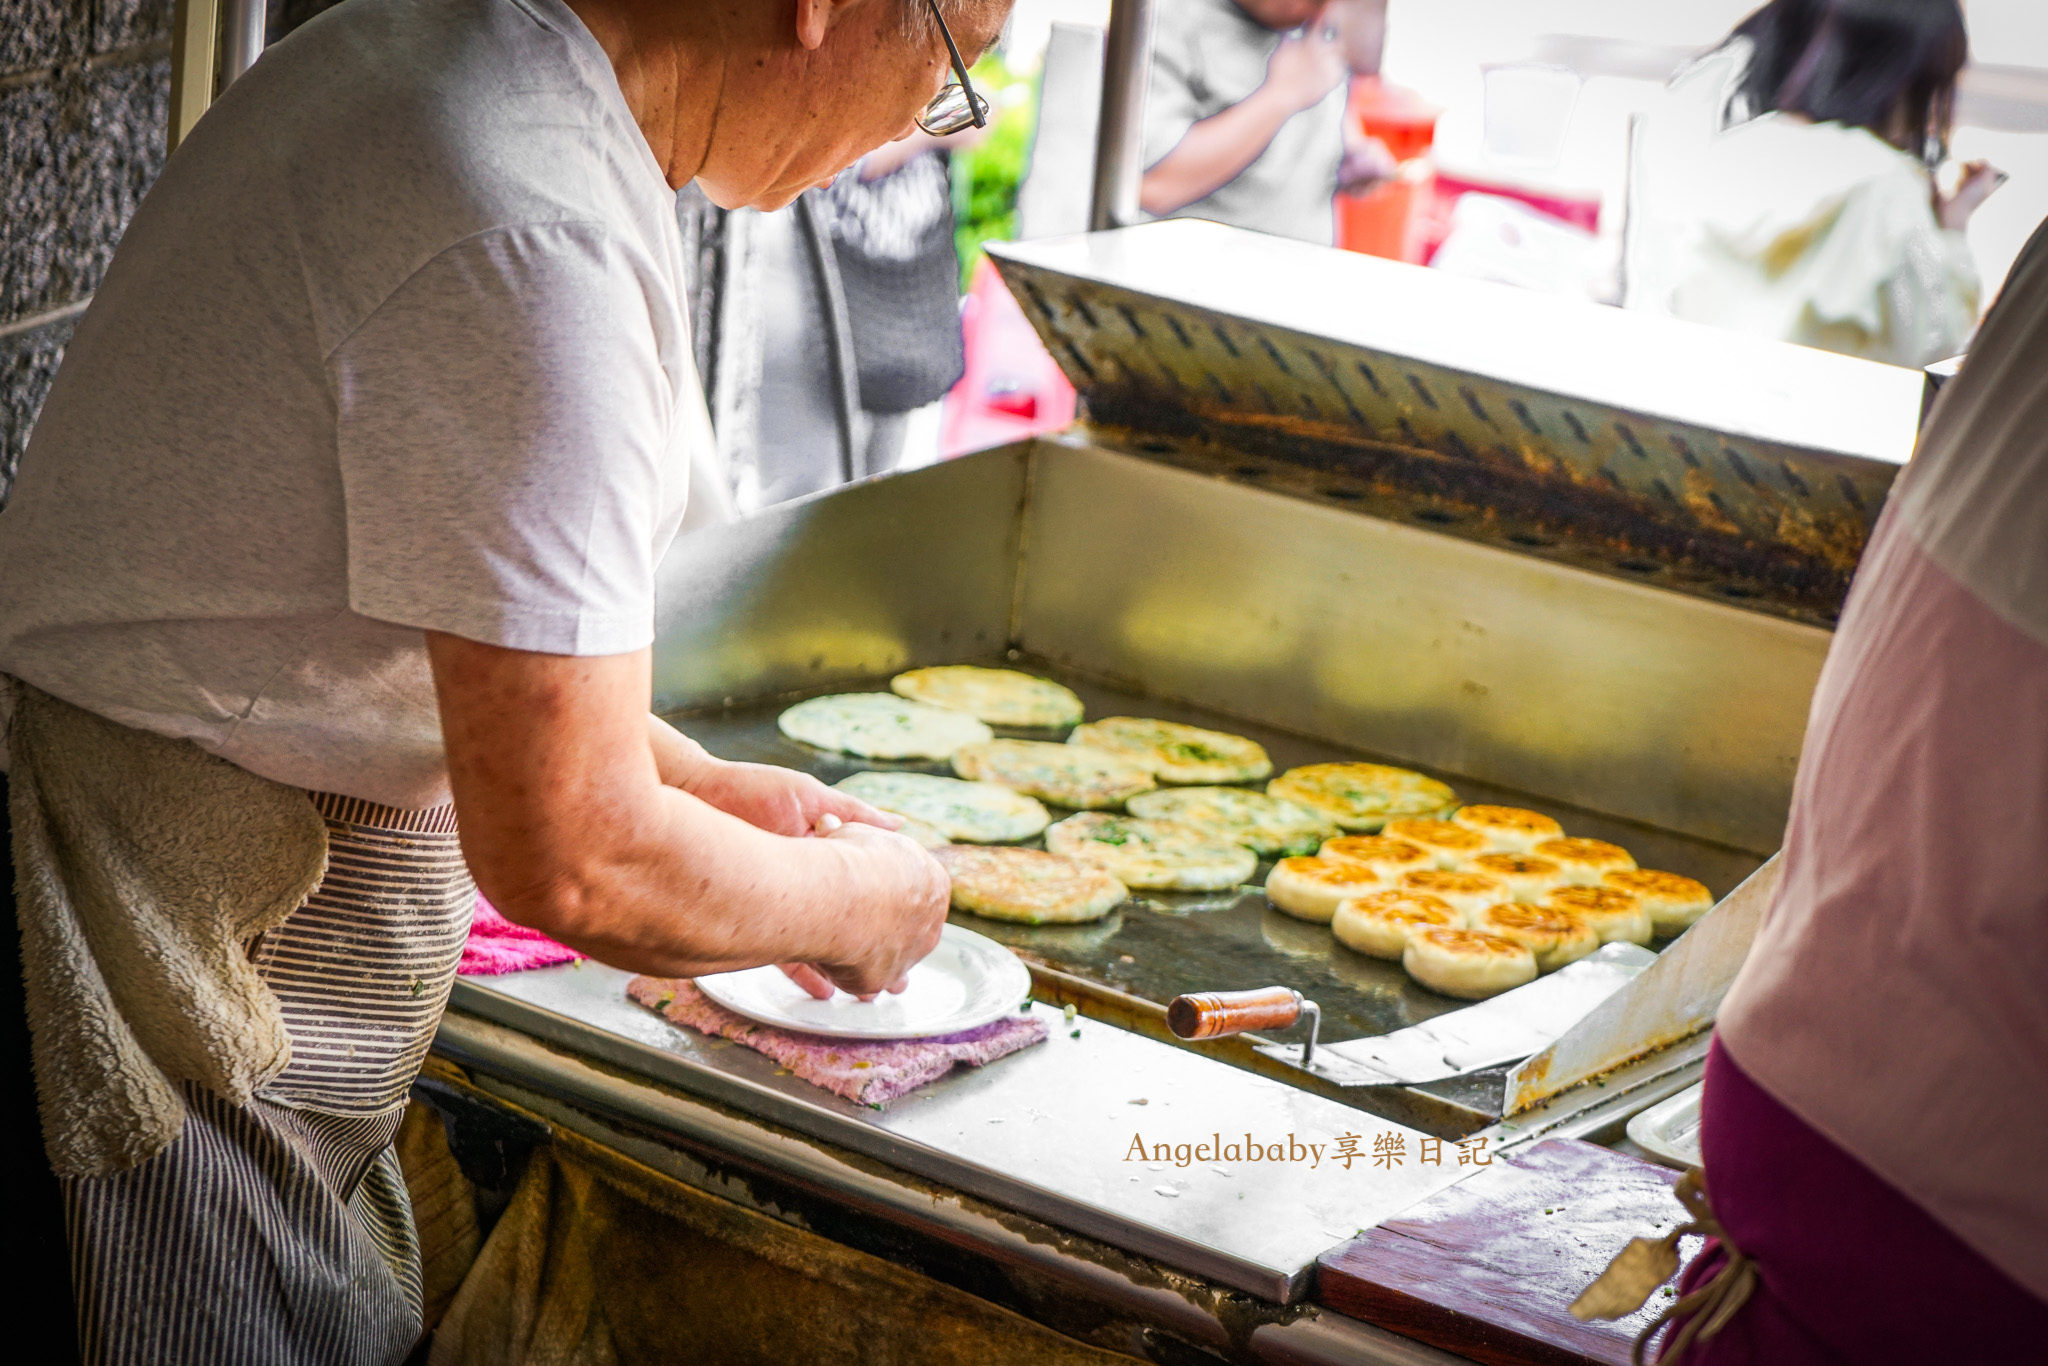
[1140,0,1394,245]
[1627,0,2002,368]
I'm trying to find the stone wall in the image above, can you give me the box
[0,0,173,505]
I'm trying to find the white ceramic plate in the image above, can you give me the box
[694,923,1033,1040]
[1626,1081,1704,1170]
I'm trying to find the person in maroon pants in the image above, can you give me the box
[1652,211,2048,1364]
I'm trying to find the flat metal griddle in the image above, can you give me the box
[665,654,1762,1127]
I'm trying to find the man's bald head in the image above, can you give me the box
[565,0,1012,205]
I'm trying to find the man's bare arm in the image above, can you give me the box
[428,632,946,992]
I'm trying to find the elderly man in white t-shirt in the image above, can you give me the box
[0,0,1007,1357]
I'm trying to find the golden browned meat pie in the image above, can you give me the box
[1450,804,1564,852]
[1264,855,1384,923]
[1603,868,1715,936]
[1319,834,1435,878]
[1332,889,1460,959]
[1534,836,1638,885]
[1403,928,1538,999]
[1399,867,1509,921]
[1465,852,1569,903]
[1543,884,1652,945]
[1384,817,1490,867]
[1471,902,1599,972]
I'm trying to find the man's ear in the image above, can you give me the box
[794,0,867,52]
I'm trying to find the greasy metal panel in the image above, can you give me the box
[649,447,1028,711]
[994,221,1920,464]
[990,223,1926,620]
[1014,446,1827,853]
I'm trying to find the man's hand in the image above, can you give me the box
[683,756,902,838]
[778,962,846,1000]
[1262,12,1346,115]
[686,758,897,837]
[642,717,927,998]
[778,820,947,997]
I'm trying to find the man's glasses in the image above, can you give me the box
[915,0,990,136]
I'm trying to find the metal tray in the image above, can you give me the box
[447,968,1469,1303]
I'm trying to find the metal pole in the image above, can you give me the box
[1088,0,1155,232]
[219,0,267,87]
[168,0,221,153]
[168,0,265,154]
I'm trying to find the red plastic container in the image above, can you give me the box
[1351,76,1439,162]
[1336,78,1441,264]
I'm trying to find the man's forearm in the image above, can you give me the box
[444,672,845,973]
[428,634,940,989]
[478,778,870,976]
[1139,86,1298,216]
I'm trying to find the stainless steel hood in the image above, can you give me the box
[989,220,1928,626]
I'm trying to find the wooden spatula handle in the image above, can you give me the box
[1167,986,1301,1040]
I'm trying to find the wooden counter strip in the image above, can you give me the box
[1316,1139,1702,1366]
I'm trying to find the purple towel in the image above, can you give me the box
[626,976,1048,1105]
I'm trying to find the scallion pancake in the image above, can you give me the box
[835,771,1048,843]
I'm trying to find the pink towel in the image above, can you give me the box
[626,976,1049,1106]
[458,894,586,975]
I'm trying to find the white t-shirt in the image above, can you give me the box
[1629,105,1979,369]
[0,0,708,809]
[1140,0,1347,246]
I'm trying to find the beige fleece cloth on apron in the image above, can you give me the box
[8,680,475,1364]
[6,678,328,1177]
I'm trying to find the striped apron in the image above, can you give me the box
[63,794,475,1365]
